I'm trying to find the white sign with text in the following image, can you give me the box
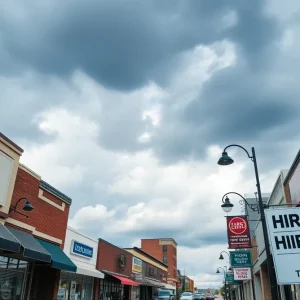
[233,268,252,280]
[265,207,300,284]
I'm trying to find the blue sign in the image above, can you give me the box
[72,241,93,258]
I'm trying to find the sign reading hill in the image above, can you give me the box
[265,208,300,285]
[230,250,252,267]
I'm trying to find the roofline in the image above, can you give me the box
[266,170,288,205]
[141,238,178,246]
[40,180,72,205]
[0,132,24,153]
[124,247,168,268]
[98,238,130,253]
[283,149,300,185]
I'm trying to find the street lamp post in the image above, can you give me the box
[219,251,232,271]
[218,145,278,300]
[216,267,227,300]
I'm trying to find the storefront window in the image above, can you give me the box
[99,279,123,300]
[0,256,29,300]
[58,272,93,300]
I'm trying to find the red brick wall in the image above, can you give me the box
[141,239,177,282]
[141,240,162,261]
[97,240,133,277]
[144,261,168,283]
[9,167,70,244]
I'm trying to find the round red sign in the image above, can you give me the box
[229,217,247,235]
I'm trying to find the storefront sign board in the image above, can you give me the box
[233,268,252,280]
[132,257,142,273]
[71,240,93,258]
[230,250,252,267]
[227,216,251,249]
[265,207,300,284]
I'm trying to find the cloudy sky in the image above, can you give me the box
[2,0,300,289]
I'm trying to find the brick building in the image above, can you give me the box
[96,239,138,300]
[0,132,75,300]
[141,238,178,286]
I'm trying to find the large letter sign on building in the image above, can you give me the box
[226,216,251,249]
[265,207,300,284]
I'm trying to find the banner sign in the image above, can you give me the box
[225,273,233,283]
[265,207,300,284]
[230,250,252,267]
[132,257,142,273]
[233,268,252,280]
[227,216,251,249]
[225,273,241,285]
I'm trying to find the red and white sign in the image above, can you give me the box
[227,216,251,249]
[233,268,252,280]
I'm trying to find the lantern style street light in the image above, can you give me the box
[216,267,230,300]
[217,144,278,300]
[221,192,259,213]
[218,251,232,271]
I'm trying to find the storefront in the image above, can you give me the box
[97,239,138,300]
[124,248,167,300]
[0,132,75,300]
[58,227,104,300]
[0,222,77,300]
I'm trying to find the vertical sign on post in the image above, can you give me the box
[227,216,251,249]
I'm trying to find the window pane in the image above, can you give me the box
[0,256,8,269]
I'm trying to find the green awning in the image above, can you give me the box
[36,238,77,272]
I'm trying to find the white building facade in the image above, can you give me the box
[57,227,104,300]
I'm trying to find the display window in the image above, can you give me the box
[99,279,123,300]
[58,272,93,300]
[0,256,30,300]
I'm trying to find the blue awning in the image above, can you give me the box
[7,227,51,263]
[36,238,77,272]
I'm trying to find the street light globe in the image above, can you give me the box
[217,151,234,166]
[219,254,224,260]
[221,197,234,213]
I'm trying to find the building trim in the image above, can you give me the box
[283,149,300,185]
[142,238,178,246]
[125,249,168,271]
[98,238,128,252]
[0,133,24,154]
[125,247,168,268]
[39,189,65,211]
[5,217,62,244]
[40,180,72,205]
[67,226,98,243]
[19,163,41,180]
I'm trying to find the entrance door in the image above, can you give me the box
[124,286,130,300]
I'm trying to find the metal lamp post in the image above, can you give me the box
[216,267,227,300]
[219,251,232,271]
[218,144,278,300]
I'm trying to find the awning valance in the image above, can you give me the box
[7,227,51,263]
[37,238,77,272]
[144,278,165,288]
[111,274,138,286]
[75,263,104,279]
[0,223,21,253]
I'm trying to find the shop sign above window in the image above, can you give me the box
[71,240,93,259]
